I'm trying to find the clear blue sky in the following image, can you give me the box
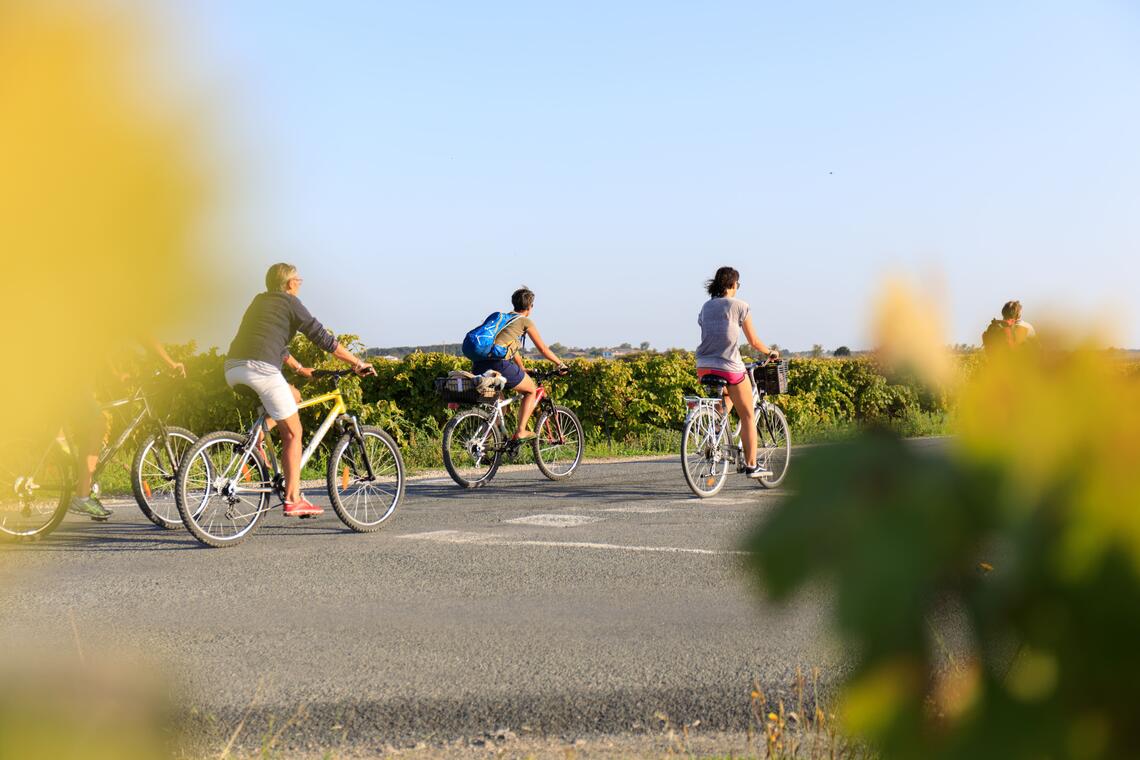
[156,1,1140,351]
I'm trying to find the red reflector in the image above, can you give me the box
[686,401,698,409]
[447,403,459,410]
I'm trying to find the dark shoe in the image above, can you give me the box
[68,495,112,521]
[743,464,772,479]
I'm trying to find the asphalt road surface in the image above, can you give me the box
[0,444,947,753]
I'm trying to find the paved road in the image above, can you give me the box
[0,448,946,752]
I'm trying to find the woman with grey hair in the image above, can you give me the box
[224,263,375,517]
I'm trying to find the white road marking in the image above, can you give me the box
[504,514,601,528]
[398,530,745,556]
[665,496,757,507]
[398,529,490,544]
[599,506,676,514]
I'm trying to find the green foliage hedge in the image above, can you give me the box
[156,337,955,446]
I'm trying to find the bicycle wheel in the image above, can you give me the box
[532,405,584,480]
[754,403,791,488]
[442,409,502,488]
[0,437,72,542]
[327,425,405,532]
[131,426,196,529]
[175,431,270,548]
[681,406,730,498]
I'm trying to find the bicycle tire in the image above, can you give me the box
[175,430,270,548]
[131,426,196,529]
[532,405,584,481]
[0,438,73,542]
[681,406,730,498]
[442,408,502,488]
[327,425,405,532]
[755,403,791,488]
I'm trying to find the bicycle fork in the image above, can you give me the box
[339,414,376,481]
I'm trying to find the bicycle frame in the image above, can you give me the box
[235,386,374,494]
[90,389,152,481]
[467,396,515,451]
[682,396,739,467]
[464,381,565,450]
[62,386,171,495]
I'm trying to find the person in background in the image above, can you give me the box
[1002,300,1036,343]
[983,300,1036,353]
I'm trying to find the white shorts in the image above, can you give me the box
[224,360,298,421]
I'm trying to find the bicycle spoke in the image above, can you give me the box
[682,406,729,496]
[0,438,68,538]
[180,435,269,544]
[443,412,499,486]
[330,428,402,529]
[533,408,583,480]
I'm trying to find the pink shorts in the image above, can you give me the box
[697,368,747,385]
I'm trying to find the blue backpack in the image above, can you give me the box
[462,312,520,361]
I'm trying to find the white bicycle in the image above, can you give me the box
[680,360,791,497]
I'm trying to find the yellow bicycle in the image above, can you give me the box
[174,370,404,547]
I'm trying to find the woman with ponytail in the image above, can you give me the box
[695,266,780,478]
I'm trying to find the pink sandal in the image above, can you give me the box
[283,496,323,518]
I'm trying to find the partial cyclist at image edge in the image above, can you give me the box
[695,266,780,479]
[462,286,567,441]
[223,263,375,518]
[69,334,189,521]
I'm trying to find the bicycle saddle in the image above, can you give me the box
[700,374,730,389]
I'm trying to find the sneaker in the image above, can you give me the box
[743,464,773,479]
[283,497,323,518]
[68,495,112,521]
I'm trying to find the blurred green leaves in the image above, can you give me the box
[744,349,1140,759]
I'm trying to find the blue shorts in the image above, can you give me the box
[472,359,526,390]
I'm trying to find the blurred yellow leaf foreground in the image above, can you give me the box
[0,0,209,446]
[0,2,208,756]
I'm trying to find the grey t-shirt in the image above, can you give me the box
[696,297,750,372]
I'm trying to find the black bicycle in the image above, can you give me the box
[0,372,196,541]
[440,367,584,488]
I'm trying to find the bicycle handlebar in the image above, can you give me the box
[309,368,374,380]
[530,367,571,383]
[744,355,781,369]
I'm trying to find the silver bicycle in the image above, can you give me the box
[441,367,584,488]
[680,360,791,497]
